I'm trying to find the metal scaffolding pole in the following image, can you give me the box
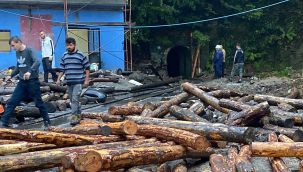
[64,0,68,39]
[129,0,133,71]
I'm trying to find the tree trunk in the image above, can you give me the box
[235,145,255,172]
[126,116,257,143]
[48,125,112,136]
[219,99,251,112]
[188,101,205,115]
[270,106,303,125]
[169,105,208,122]
[0,142,56,155]
[226,146,238,172]
[251,142,303,157]
[263,124,303,141]
[143,92,191,118]
[267,132,290,172]
[0,139,156,171]
[226,102,270,126]
[137,124,210,150]
[182,82,231,114]
[278,103,296,112]
[0,128,122,147]
[81,112,124,122]
[254,94,303,108]
[108,105,143,116]
[75,145,186,171]
[208,90,247,99]
[209,154,229,172]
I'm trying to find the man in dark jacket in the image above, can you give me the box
[0,36,50,129]
[230,43,244,83]
[213,45,224,78]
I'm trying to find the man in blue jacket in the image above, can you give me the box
[230,43,245,83]
[213,45,224,78]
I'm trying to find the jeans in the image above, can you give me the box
[231,63,244,79]
[42,57,57,83]
[67,84,82,115]
[1,79,50,125]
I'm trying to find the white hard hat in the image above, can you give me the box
[215,45,221,49]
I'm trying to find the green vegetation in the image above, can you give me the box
[131,0,303,73]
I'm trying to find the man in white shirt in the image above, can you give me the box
[40,31,57,83]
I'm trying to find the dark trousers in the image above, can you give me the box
[222,62,225,77]
[214,63,223,78]
[1,79,50,125]
[42,57,57,83]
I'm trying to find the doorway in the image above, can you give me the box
[167,46,191,78]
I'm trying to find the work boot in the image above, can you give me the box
[43,121,51,131]
[237,79,242,83]
[0,121,11,128]
[70,114,81,126]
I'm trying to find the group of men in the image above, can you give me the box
[213,43,245,83]
[0,31,90,129]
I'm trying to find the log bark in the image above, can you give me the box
[107,120,138,135]
[48,125,112,136]
[0,139,156,171]
[238,95,254,103]
[278,103,296,112]
[226,146,238,172]
[226,101,270,126]
[137,124,210,150]
[261,115,294,128]
[169,105,208,122]
[143,92,191,118]
[270,106,303,125]
[209,154,229,172]
[267,132,290,172]
[126,116,257,143]
[142,102,162,111]
[0,128,122,147]
[188,101,205,115]
[56,100,68,111]
[81,112,125,122]
[208,90,247,98]
[219,99,251,112]
[108,105,143,116]
[251,142,303,157]
[300,160,303,172]
[287,87,300,99]
[75,145,186,171]
[263,124,303,141]
[235,145,255,172]
[254,94,303,108]
[172,164,187,172]
[40,82,67,92]
[0,142,56,155]
[182,82,231,114]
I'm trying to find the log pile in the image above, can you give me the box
[2,81,303,171]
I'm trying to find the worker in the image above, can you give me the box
[0,36,51,129]
[213,45,224,78]
[230,43,245,83]
[56,37,90,126]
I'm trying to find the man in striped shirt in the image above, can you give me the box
[56,37,90,126]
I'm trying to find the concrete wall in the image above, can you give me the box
[0,8,125,71]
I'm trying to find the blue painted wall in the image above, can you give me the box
[0,8,125,71]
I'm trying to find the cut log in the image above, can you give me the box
[0,139,23,145]
[130,77,180,92]
[267,132,290,172]
[56,100,68,111]
[107,120,138,135]
[226,146,238,172]
[48,125,112,136]
[263,124,303,141]
[261,115,294,128]
[219,99,251,112]
[172,164,187,172]
[209,154,229,172]
[142,102,162,111]
[13,106,41,118]
[108,105,143,116]
[238,95,254,103]
[75,145,186,171]
[0,139,156,171]
[182,82,231,114]
[143,92,191,118]
[208,90,247,98]
[235,145,255,172]
[185,147,215,159]
[169,105,208,122]
[287,87,300,99]
[251,142,303,157]
[188,101,205,115]
[226,101,270,126]
[270,106,303,125]
[0,142,56,155]
[126,116,257,143]
[278,103,297,112]
[81,112,125,122]
[300,160,303,172]
[42,93,57,102]
[254,94,303,108]
[137,124,210,150]
[40,82,67,93]
[0,128,122,147]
